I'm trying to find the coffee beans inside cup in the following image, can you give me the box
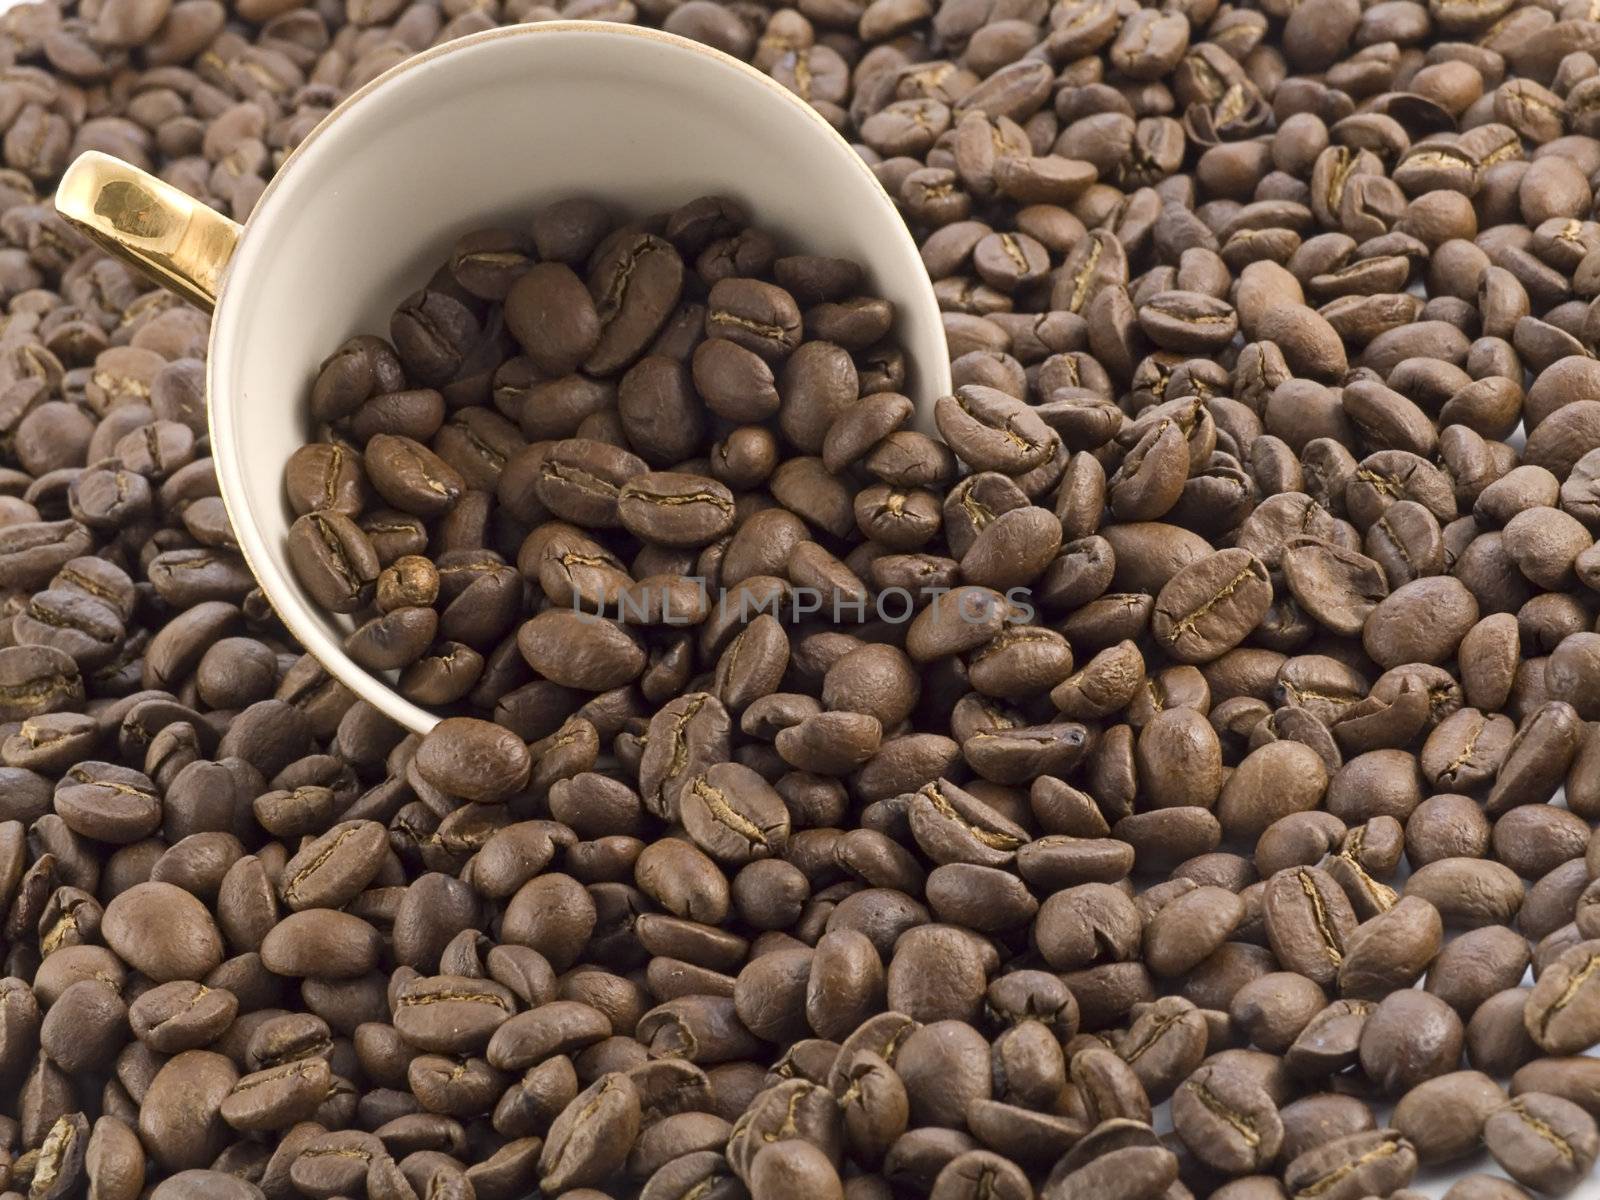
[12,0,1600,1197]
[286,195,959,723]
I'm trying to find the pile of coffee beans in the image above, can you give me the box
[9,0,1600,1197]
[283,197,953,723]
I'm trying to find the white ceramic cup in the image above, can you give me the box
[54,20,950,736]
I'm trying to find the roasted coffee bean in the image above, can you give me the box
[1152,549,1273,663]
[1282,1130,1418,1200]
[505,262,600,377]
[1484,1092,1600,1193]
[1263,866,1357,987]
[1406,858,1525,928]
[1281,537,1387,637]
[364,433,466,517]
[933,386,1057,474]
[1393,1070,1506,1165]
[284,442,367,518]
[1144,887,1243,977]
[102,881,223,983]
[259,908,383,979]
[1359,990,1466,1094]
[1172,1060,1283,1173]
[285,511,379,614]
[705,277,799,363]
[1217,741,1331,838]
[1229,972,1326,1055]
[680,761,791,865]
[1526,939,1600,1054]
[618,472,737,548]
[1337,896,1442,999]
[413,717,531,803]
[518,610,645,691]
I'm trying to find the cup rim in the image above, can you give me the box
[204,19,948,734]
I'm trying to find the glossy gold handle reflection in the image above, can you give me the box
[54,151,241,312]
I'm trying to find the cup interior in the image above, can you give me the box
[209,21,950,734]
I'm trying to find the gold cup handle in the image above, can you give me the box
[54,151,241,313]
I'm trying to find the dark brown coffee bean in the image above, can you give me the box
[534,438,647,528]
[414,717,531,803]
[506,262,600,377]
[1172,1060,1283,1173]
[260,909,382,979]
[286,510,379,614]
[1526,939,1600,1054]
[1406,857,1525,929]
[618,472,736,548]
[1263,866,1358,987]
[1393,1070,1506,1165]
[588,234,686,375]
[392,289,478,387]
[1153,549,1272,663]
[934,386,1058,474]
[1338,896,1443,1000]
[518,610,645,691]
[1484,1092,1600,1193]
[1364,576,1480,668]
[1359,989,1465,1094]
[1282,1130,1417,1200]
[102,881,223,983]
[680,762,791,866]
[1282,537,1388,636]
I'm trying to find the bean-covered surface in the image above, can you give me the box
[5,0,1600,1198]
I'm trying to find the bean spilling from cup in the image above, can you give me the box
[9,0,1600,1197]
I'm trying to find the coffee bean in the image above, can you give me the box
[1364,576,1480,668]
[148,1171,261,1200]
[1359,990,1466,1094]
[933,385,1057,473]
[1218,741,1331,838]
[1263,866,1357,987]
[1152,548,1272,663]
[413,717,531,803]
[285,511,379,613]
[102,881,223,983]
[704,276,799,364]
[517,610,645,691]
[1484,1092,1600,1193]
[1229,972,1327,1055]
[1043,1143,1176,1200]
[1172,1060,1283,1173]
[680,761,791,865]
[1393,1070,1507,1164]
[1282,537,1388,636]
[618,472,737,548]
[1526,939,1600,1054]
[277,819,387,911]
[505,262,600,377]
[53,760,161,843]
[1486,700,1585,815]
[534,437,647,528]
[217,1056,332,1132]
[1338,896,1443,999]
[1144,886,1243,978]
[1429,930,1532,1030]
[138,1050,239,1172]
[259,908,382,979]
[391,289,478,386]
[1282,1130,1418,1200]
[1407,858,1525,928]
[750,1139,845,1200]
